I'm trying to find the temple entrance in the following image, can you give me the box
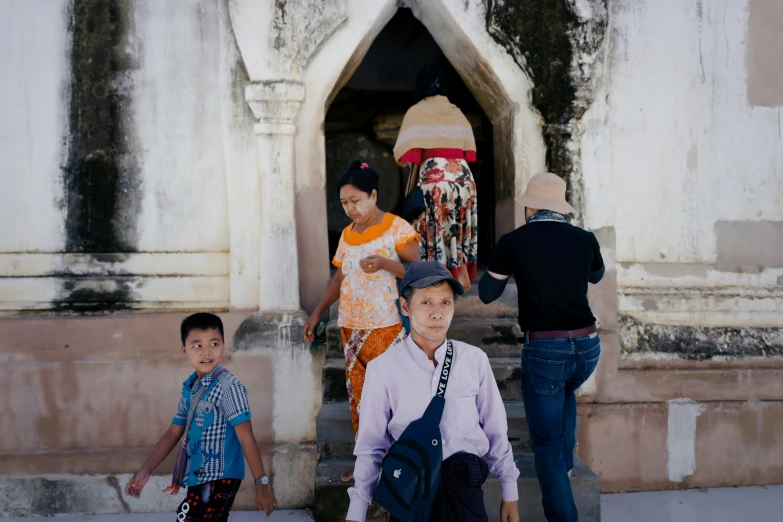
[293,1,544,312]
[324,8,496,266]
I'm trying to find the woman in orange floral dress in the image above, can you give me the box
[303,161,420,481]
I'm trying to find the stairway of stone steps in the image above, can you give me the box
[314,276,601,521]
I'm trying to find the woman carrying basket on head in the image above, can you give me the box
[395,63,479,291]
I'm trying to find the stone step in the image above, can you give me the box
[456,274,519,318]
[314,454,600,522]
[326,318,522,359]
[322,357,522,403]
[0,473,307,517]
[316,401,532,460]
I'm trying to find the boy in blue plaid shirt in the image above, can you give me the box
[125,313,276,520]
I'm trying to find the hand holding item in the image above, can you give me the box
[303,313,319,343]
[360,255,386,274]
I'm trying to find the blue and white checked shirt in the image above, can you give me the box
[173,364,252,486]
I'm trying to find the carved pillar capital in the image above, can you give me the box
[245,80,305,133]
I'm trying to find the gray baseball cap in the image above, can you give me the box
[399,261,464,296]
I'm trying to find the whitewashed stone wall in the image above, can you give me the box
[581,0,783,357]
[1,0,781,343]
[0,0,258,312]
[0,0,70,253]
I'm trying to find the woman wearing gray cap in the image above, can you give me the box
[346,261,520,522]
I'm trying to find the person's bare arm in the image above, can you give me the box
[361,241,420,279]
[125,424,185,498]
[234,421,277,516]
[303,270,344,343]
[398,240,421,263]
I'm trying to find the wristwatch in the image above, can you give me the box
[254,474,269,486]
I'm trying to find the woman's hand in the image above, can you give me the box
[500,500,519,522]
[303,313,320,343]
[360,255,387,274]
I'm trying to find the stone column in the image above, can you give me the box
[232,81,319,509]
[245,80,306,312]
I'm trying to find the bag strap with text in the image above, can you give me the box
[435,341,454,399]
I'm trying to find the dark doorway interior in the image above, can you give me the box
[324,8,496,266]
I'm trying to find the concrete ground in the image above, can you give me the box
[3,486,781,521]
[600,485,783,522]
[0,512,314,522]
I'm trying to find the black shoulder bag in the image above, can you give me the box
[401,162,425,222]
[373,341,454,521]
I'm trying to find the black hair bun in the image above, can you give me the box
[337,160,379,195]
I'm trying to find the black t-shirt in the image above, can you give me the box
[487,221,604,332]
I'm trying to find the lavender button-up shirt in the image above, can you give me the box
[346,336,520,522]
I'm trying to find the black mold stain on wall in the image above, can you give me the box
[63,0,140,254]
[620,315,783,360]
[486,0,606,206]
[488,0,578,124]
[56,280,134,312]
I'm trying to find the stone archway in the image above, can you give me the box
[227,0,608,313]
[292,0,548,311]
[223,0,609,512]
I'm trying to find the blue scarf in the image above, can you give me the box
[526,209,568,224]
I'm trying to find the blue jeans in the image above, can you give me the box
[521,331,601,522]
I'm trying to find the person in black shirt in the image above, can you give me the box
[479,172,604,522]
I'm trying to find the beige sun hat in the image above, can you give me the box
[515,172,574,214]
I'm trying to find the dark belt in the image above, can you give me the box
[527,324,597,339]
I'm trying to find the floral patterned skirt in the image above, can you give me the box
[414,157,478,281]
[342,323,406,436]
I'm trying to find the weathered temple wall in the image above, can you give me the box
[577,0,783,492]
[583,0,783,321]
[0,1,317,515]
[0,0,782,515]
[0,0,260,312]
[0,312,322,515]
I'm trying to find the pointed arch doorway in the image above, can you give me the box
[323,8,499,267]
[294,2,546,312]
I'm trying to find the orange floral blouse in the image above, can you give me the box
[332,213,420,329]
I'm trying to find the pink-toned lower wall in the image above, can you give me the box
[0,312,274,474]
[0,310,323,515]
[3,308,782,501]
[577,400,783,493]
